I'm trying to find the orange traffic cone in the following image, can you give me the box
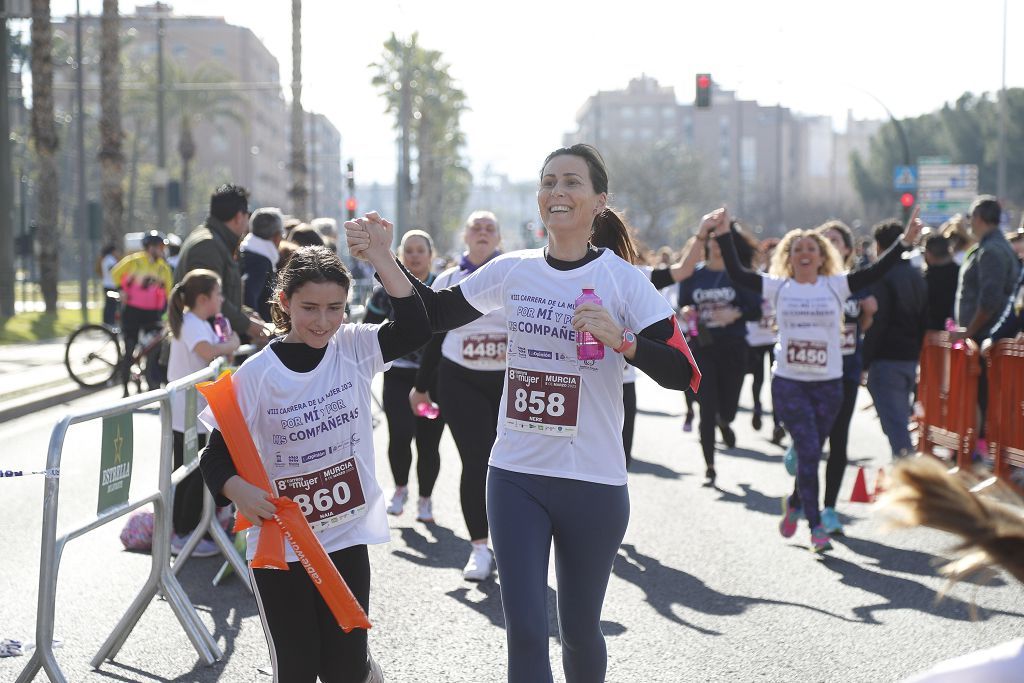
[850,466,871,503]
[872,467,887,502]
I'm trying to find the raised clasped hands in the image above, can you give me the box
[572,303,623,349]
[345,211,394,263]
[699,207,730,239]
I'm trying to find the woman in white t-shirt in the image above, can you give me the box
[166,269,240,556]
[710,207,922,554]
[348,144,700,683]
[198,245,429,682]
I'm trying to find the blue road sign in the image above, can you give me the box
[893,165,918,191]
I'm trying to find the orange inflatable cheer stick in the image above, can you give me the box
[197,371,372,632]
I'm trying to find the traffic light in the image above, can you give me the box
[696,73,712,108]
[899,192,915,208]
[346,197,357,220]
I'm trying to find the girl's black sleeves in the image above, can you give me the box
[199,429,236,507]
[376,292,432,363]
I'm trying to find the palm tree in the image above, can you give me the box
[30,0,59,312]
[168,64,245,224]
[98,0,124,248]
[288,0,307,219]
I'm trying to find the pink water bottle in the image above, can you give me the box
[213,314,230,343]
[575,286,605,361]
[415,402,440,420]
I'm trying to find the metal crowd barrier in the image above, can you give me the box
[17,345,256,682]
[915,331,980,470]
[977,335,1024,494]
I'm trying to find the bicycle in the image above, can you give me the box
[64,291,168,394]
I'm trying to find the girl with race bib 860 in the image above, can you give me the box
[347,144,699,683]
[199,244,430,683]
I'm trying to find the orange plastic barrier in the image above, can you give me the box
[915,331,980,469]
[198,371,372,632]
[985,335,1024,492]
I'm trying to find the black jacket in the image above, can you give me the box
[240,250,274,322]
[863,259,928,367]
[924,261,959,331]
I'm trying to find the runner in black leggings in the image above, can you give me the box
[364,229,445,524]
[676,224,760,485]
[818,221,876,535]
[414,211,505,581]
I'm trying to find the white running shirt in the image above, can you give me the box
[457,248,672,486]
[434,265,508,372]
[200,324,391,562]
[762,274,850,382]
[169,312,220,433]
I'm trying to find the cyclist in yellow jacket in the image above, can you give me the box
[111,230,173,395]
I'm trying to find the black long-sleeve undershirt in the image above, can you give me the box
[395,249,693,392]
[717,227,910,295]
[199,292,428,504]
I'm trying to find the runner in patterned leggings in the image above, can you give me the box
[711,207,923,553]
[347,144,700,683]
[413,211,505,581]
[363,230,445,524]
[199,245,430,682]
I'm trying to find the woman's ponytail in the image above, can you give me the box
[592,208,639,265]
[168,283,186,339]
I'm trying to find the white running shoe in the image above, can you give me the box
[192,538,220,558]
[415,497,433,523]
[386,487,408,516]
[462,544,493,582]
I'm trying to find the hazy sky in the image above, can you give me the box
[46,0,1022,185]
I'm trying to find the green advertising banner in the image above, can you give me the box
[183,385,199,465]
[97,413,134,514]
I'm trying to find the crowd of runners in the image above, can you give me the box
[168,141,1024,682]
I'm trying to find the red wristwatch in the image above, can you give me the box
[614,328,637,354]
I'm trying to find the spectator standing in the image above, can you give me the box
[240,207,285,322]
[922,234,959,331]
[174,184,270,347]
[954,196,1021,342]
[941,214,975,266]
[862,220,928,458]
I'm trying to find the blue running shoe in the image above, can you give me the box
[810,524,833,553]
[784,445,797,476]
[820,507,844,535]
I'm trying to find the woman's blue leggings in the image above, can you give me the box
[487,466,630,683]
[771,376,843,529]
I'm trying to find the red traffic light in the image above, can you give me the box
[899,192,915,208]
[697,75,711,89]
[345,197,357,212]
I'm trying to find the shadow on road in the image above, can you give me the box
[392,524,466,571]
[629,457,687,480]
[715,483,783,516]
[447,582,626,642]
[832,535,1006,587]
[822,556,1022,624]
[96,557,261,682]
[613,544,855,636]
[718,445,783,464]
